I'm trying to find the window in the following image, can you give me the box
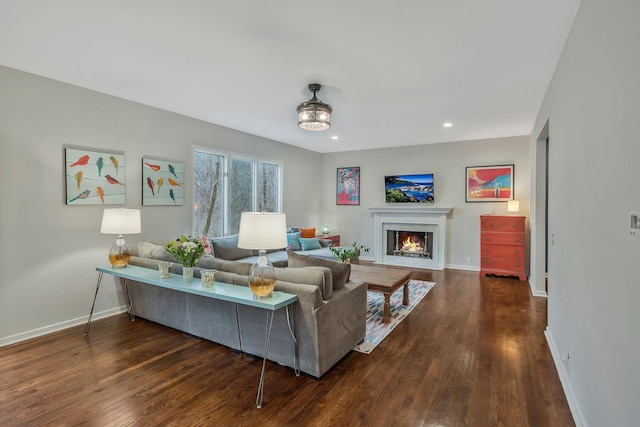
[193,148,282,239]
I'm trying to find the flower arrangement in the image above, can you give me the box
[329,241,370,263]
[165,235,211,267]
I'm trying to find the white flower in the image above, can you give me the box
[182,241,197,252]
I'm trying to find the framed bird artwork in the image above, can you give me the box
[65,148,126,205]
[142,158,184,206]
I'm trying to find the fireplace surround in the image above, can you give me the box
[370,207,452,269]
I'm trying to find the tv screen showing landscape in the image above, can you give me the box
[385,173,434,203]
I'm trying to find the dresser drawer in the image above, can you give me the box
[481,244,525,259]
[481,216,525,232]
[481,232,525,246]
[481,256,526,271]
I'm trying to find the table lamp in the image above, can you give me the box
[237,212,287,299]
[100,208,141,268]
[507,199,520,214]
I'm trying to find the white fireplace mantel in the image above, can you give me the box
[369,206,453,215]
[369,206,453,269]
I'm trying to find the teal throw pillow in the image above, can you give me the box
[299,237,322,251]
[287,232,301,251]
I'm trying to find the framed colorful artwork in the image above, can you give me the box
[65,148,125,205]
[465,164,514,202]
[142,158,184,206]
[337,167,360,205]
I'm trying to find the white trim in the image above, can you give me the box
[0,306,127,347]
[369,206,453,215]
[530,280,548,297]
[446,264,480,272]
[545,328,585,427]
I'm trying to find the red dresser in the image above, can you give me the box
[480,215,527,281]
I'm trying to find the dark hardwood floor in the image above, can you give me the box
[0,267,574,426]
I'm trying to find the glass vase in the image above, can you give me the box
[182,266,194,283]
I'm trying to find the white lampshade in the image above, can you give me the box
[507,200,520,213]
[237,212,287,250]
[100,208,142,235]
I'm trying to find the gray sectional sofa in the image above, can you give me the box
[126,237,367,378]
[205,233,339,267]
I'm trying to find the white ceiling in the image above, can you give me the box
[0,1,580,153]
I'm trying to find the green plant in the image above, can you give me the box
[329,241,370,263]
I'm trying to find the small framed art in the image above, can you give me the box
[465,164,514,202]
[337,167,360,205]
[65,147,125,205]
[142,158,184,205]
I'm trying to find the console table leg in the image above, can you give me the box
[121,278,135,321]
[256,311,274,409]
[84,271,104,336]
[285,305,300,376]
[235,304,243,354]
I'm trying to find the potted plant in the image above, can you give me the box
[329,241,370,264]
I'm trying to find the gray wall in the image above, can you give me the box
[0,66,321,343]
[0,65,532,344]
[321,136,531,271]
[531,0,640,425]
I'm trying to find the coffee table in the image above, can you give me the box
[349,264,412,323]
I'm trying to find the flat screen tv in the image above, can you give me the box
[385,173,434,203]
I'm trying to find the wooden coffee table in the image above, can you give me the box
[350,264,412,323]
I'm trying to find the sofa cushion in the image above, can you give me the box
[196,255,251,276]
[287,251,351,290]
[138,241,174,262]
[274,266,333,299]
[299,227,316,238]
[287,232,301,251]
[211,235,254,260]
[299,237,322,251]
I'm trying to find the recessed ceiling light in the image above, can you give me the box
[443,122,453,128]
[331,135,339,140]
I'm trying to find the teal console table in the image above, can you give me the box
[85,265,299,408]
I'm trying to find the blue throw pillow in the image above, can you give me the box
[299,237,322,251]
[287,232,301,250]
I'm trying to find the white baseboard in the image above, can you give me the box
[446,264,480,271]
[545,328,585,427]
[0,306,127,347]
[530,286,548,297]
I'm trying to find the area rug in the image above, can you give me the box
[354,280,436,354]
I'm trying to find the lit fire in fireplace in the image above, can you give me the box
[402,236,423,253]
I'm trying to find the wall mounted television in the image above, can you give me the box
[385,173,434,203]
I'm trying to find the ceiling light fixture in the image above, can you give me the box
[297,83,332,131]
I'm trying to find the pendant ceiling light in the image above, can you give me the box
[297,83,332,131]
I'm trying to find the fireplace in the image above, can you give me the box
[386,230,433,259]
[370,207,452,270]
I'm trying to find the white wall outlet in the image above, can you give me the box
[630,212,640,237]
[561,352,570,370]
[466,257,472,265]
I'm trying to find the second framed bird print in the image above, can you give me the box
[142,158,184,206]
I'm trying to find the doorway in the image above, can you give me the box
[533,121,550,297]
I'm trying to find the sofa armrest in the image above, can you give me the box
[318,239,333,247]
[274,280,324,310]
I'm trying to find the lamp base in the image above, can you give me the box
[108,236,132,268]
[249,250,276,299]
